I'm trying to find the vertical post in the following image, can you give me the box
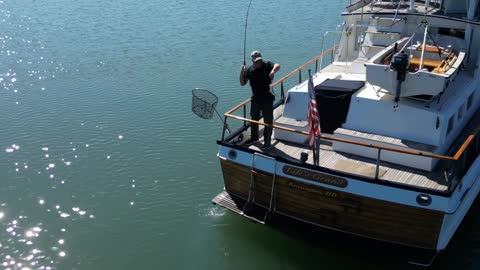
[309,68,320,167]
[222,118,227,141]
[298,70,302,84]
[361,2,364,21]
[332,32,337,63]
[243,104,246,127]
[320,32,326,70]
[315,59,319,73]
[281,82,285,102]
[419,24,428,71]
[475,133,480,156]
[375,148,382,179]
[461,150,468,177]
[465,0,479,63]
[409,0,416,12]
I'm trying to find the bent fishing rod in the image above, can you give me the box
[243,0,254,66]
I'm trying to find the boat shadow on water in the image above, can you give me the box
[433,195,480,270]
[217,193,480,270]
[265,215,433,269]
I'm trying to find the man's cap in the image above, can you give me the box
[251,50,263,62]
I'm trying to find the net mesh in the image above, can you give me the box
[192,88,218,119]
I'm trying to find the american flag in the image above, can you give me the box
[307,75,321,147]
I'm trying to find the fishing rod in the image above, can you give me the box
[243,0,254,66]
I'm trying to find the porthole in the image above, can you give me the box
[416,194,432,206]
[228,149,237,160]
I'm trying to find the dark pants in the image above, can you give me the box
[250,101,273,144]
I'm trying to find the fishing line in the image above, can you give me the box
[243,0,254,66]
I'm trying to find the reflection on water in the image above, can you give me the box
[0,98,134,268]
[0,208,65,270]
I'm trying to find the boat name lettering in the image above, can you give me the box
[283,165,348,188]
[287,182,338,198]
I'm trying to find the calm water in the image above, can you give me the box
[0,0,479,269]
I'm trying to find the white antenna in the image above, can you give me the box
[419,24,429,71]
[465,0,479,63]
[409,0,417,12]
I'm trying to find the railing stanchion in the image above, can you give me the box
[243,104,246,127]
[461,150,468,176]
[332,32,337,64]
[281,82,285,102]
[320,33,326,70]
[298,70,302,84]
[222,118,227,141]
[375,148,382,179]
[475,133,480,156]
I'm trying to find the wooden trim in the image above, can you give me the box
[226,46,338,116]
[416,45,444,54]
[271,46,337,88]
[220,159,444,249]
[410,58,442,68]
[453,134,475,160]
[225,98,251,115]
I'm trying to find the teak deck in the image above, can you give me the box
[247,139,449,192]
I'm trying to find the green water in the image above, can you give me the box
[0,0,479,269]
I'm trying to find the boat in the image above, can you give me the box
[211,0,480,263]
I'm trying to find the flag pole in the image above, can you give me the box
[308,69,318,166]
[307,69,321,166]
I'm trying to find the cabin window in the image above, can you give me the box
[467,93,474,111]
[447,115,455,135]
[476,3,480,20]
[438,27,465,39]
[458,104,464,121]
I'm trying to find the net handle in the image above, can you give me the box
[214,108,231,134]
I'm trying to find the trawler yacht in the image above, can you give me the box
[212,0,480,260]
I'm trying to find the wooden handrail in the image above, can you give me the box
[271,46,338,88]
[227,46,337,115]
[453,134,475,160]
[225,98,251,115]
[226,47,337,116]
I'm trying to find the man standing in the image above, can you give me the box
[240,50,280,150]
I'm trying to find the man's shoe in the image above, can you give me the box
[261,142,272,150]
[244,138,258,146]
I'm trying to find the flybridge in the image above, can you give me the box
[346,0,480,17]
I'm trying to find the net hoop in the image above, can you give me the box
[192,88,218,119]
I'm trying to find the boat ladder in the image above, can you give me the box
[243,152,278,224]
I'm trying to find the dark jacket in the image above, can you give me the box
[246,61,275,103]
